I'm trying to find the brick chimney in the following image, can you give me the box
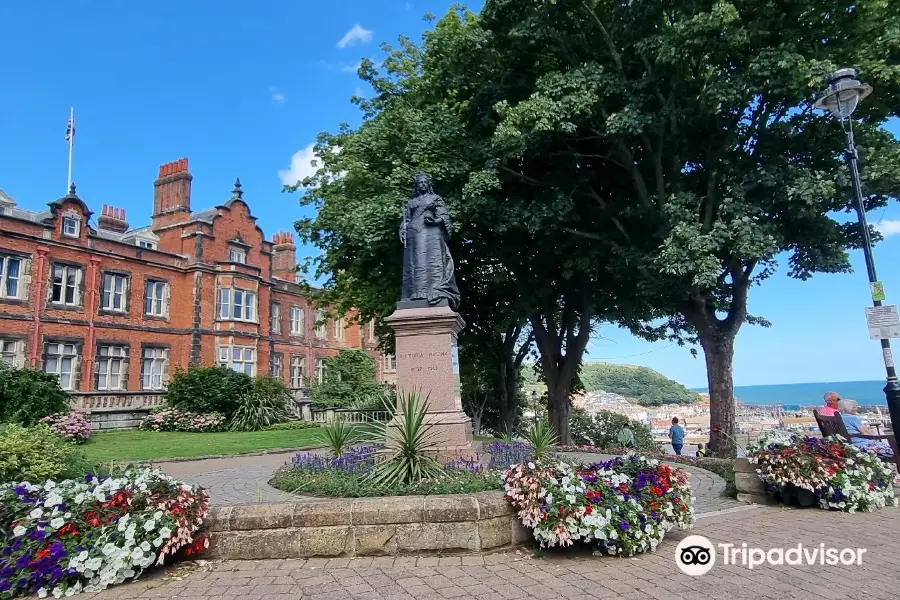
[152,158,192,219]
[271,231,297,280]
[98,204,129,234]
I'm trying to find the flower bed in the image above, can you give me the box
[501,454,693,555]
[139,408,226,433]
[0,468,209,598]
[270,445,500,497]
[749,433,897,512]
[39,414,91,444]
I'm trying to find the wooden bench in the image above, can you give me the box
[813,409,899,472]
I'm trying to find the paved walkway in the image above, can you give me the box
[81,504,900,599]
[157,449,741,515]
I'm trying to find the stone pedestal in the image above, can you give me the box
[385,303,477,461]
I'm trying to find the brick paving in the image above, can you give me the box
[157,449,741,515]
[81,504,900,599]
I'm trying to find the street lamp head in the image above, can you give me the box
[814,68,872,119]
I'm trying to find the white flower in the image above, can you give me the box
[53,587,64,598]
[38,587,48,598]
[153,510,163,520]
[13,525,26,537]
[30,508,43,519]
[143,519,156,532]
[140,541,151,552]
[85,557,102,571]
[44,480,57,491]
[50,517,65,529]
[158,526,172,539]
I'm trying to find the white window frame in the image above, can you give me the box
[314,310,327,339]
[315,357,326,384]
[44,342,79,390]
[144,280,169,317]
[272,353,283,379]
[228,247,247,264]
[333,317,345,341]
[368,320,376,341]
[383,353,397,373]
[141,347,168,391]
[217,345,256,376]
[96,345,127,391]
[100,272,129,312]
[290,355,305,388]
[137,240,156,249]
[271,303,282,334]
[50,264,82,306]
[0,339,25,368]
[0,254,24,300]
[62,217,80,238]
[290,306,305,336]
[218,288,257,322]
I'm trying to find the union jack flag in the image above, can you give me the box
[65,114,75,142]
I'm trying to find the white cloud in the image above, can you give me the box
[337,24,373,49]
[875,219,900,238]
[268,86,286,104]
[278,144,318,187]
[341,61,362,73]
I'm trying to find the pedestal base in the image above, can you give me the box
[385,304,478,462]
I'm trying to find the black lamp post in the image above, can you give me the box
[815,68,900,432]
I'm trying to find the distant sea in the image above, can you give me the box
[692,380,889,407]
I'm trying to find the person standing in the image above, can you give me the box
[669,417,685,455]
[618,424,636,449]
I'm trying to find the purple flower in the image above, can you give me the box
[0,580,10,592]
[27,529,47,542]
[49,542,66,560]
[619,520,630,531]
[0,566,13,577]
[15,553,31,569]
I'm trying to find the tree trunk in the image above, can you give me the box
[546,377,571,445]
[498,359,512,436]
[699,332,737,457]
[503,357,519,435]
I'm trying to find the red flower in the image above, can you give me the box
[58,523,80,537]
[618,484,628,493]
[585,506,593,515]
[558,505,565,516]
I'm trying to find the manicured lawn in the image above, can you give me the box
[81,428,325,462]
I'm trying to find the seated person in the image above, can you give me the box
[696,443,708,457]
[819,391,841,416]
[838,399,894,456]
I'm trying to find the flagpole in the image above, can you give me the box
[66,107,74,192]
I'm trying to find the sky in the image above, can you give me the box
[1,1,899,389]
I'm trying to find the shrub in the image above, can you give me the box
[139,408,227,433]
[366,390,445,485]
[0,424,84,484]
[164,366,251,417]
[0,467,209,597]
[229,391,288,432]
[523,420,557,461]
[501,454,693,554]
[750,434,896,512]
[0,363,71,427]
[263,421,319,431]
[309,349,391,408]
[320,418,358,457]
[569,408,659,452]
[40,412,92,443]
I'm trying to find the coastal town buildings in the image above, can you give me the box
[0,158,389,423]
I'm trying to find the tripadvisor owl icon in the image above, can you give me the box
[675,535,716,576]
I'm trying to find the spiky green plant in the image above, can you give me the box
[525,419,558,461]
[366,389,445,486]
[321,417,359,458]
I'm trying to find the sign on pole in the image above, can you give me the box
[871,281,886,302]
[865,305,900,340]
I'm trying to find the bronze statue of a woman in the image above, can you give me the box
[399,173,460,310]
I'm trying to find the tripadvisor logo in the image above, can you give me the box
[675,535,867,575]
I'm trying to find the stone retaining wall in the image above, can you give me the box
[203,491,531,559]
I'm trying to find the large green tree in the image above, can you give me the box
[464,0,900,454]
[291,14,651,444]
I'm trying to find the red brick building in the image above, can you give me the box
[0,158,385,425]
